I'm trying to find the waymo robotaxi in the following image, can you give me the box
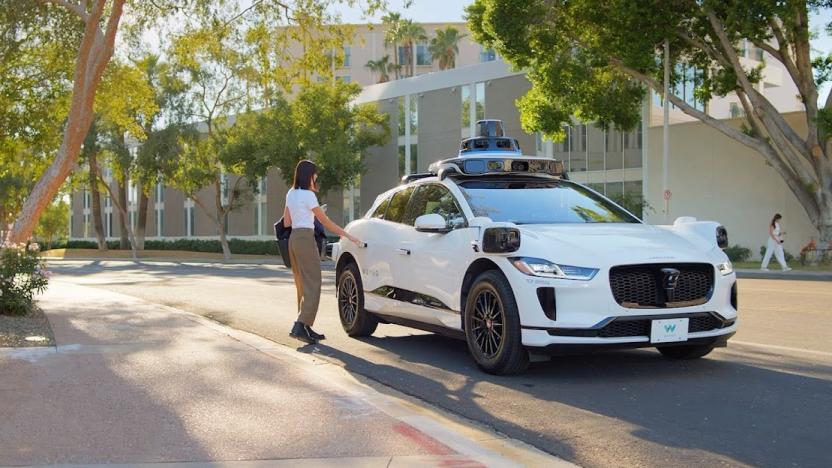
[332,120,737,374]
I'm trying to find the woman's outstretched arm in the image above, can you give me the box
[312,206,361,245]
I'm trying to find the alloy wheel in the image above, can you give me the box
[471,288,505,359]
[338,272,359,326]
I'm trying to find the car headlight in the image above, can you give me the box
[717,261,733,276]
[510,257,598,281]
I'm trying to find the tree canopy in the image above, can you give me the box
[468,0,832,241]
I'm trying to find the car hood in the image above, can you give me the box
[515,223,718,267]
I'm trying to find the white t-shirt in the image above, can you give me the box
[286,188,319,229]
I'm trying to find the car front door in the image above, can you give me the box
[394,183,476,329]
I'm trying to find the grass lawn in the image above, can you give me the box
[733,261,832,272]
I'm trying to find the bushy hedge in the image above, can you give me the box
[723,245,752,263]
[1,242,50,315]
[49,238,282,255]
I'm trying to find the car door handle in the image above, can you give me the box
[398,248,411,256]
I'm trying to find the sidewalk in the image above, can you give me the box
[0,281,569,467]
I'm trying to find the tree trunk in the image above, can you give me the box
[136,189,148,251]
[87,151,108,251]
[116,174,129,249]
[8,0,125,243]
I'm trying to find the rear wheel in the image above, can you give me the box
[337,262,377,337]
[463,270,528,375]
[657,343,715,360]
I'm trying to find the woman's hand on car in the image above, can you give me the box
[345,233,363,246]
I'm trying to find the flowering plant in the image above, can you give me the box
[0,241,50,315]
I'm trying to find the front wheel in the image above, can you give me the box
[463,270,528,375]
[657,343,715,360]
[337,262,377,337]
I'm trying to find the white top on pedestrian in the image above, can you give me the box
[286,188,319,229]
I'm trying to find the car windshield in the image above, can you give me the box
[457,178,640,224]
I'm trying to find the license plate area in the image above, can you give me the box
[650,318,689,343]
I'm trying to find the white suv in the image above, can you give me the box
[333,120,737,375]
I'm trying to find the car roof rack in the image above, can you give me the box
[401,172,434,184]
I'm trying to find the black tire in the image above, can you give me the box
[657,343,715,360]
[463,270,528,375]
[337,262,378,337]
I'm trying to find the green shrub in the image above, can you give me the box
[724,245,751,263]
[0,242,50,315]
[759,245,795,263]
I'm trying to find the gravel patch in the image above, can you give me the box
[0,306,55,348]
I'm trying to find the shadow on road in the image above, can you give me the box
[306,332,830,468]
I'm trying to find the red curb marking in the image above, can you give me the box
[392,422,456,456]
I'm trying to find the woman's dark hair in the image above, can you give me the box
[292,160,317,190]
[770,213,782,228]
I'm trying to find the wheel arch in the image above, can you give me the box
[460,257,505,316]
[336,251,358,284]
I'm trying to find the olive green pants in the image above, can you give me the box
[288,228,321,326]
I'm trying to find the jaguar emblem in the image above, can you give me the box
[660,267,681,302]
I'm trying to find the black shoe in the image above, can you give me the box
[290,321,317,344]
[305,325,325,341]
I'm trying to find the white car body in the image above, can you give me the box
[332,122,736,372]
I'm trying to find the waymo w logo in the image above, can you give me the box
[664,324,677,333]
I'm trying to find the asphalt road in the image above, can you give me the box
[50,260,832,468]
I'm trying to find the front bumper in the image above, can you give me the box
[492,258,739,349]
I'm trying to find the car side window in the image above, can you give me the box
[385,187,414,223]
[372,195,391,219]
[402,184,464,227]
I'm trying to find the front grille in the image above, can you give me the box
[609,263,715,308]
[598,320,650,338]
[546,313,732,338]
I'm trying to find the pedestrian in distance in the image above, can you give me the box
[761,213,792,272]
[283,160,363,344]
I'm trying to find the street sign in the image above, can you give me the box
[663,189,672,201]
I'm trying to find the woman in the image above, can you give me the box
[761,213,792,272]
[283,160,362,344]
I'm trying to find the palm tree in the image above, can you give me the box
[428,26,466,70]
[399,20,426,77]
[365,55,395,83]
[382,13,403,80]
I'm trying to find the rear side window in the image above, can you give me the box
[385,187,414,223]
[372,195,391,219]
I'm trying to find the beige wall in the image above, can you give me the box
[338,23,490,87]
[485,76,533,153]
[644,112,818,259]
[360,99,400,213]
[417,87,462,171]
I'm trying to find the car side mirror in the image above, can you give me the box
[415,213,450,233]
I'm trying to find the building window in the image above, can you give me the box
[397,94,418,178]
[254,177,266,236]
[416,43,431,65]
[479,46,496,62]
[185,199,195,237]
[729,102,744,118]
[475,82,485,120]
[398,46,408,69]
[461,84,471,131]
[336,75,351,83]
[343,46,351,67]
[155,182,164,237]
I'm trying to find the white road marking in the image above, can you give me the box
[730,340,832,358]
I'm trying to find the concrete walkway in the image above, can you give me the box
[0,281,570,467]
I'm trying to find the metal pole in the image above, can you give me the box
[662,39,670,223]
